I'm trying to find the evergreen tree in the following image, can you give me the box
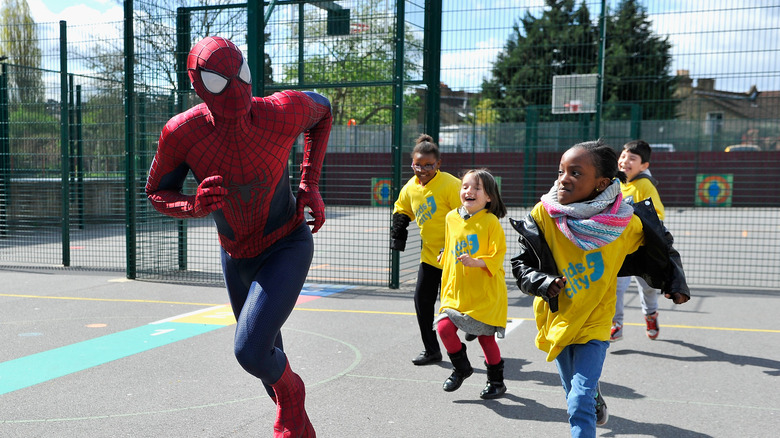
[603,0,675,120]
[482,0,595,122]
[482,0,675,122]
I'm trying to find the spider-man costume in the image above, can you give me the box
[146,36,331,437]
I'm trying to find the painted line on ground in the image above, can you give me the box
[0,307,233,396]
[0,284,355,396]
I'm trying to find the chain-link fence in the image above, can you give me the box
[1,0,778,290]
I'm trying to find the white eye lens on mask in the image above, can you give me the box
[200,70,229,94]
[238,59,251,84]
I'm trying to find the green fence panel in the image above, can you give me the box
[0,1,778,290]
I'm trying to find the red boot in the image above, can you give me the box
[270,361,315,438]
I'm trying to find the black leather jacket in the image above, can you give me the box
[509,198,690,313]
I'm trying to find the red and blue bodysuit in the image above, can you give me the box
[145,36,330,437]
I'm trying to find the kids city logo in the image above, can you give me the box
[451,234,479,264]
[415,196,437,225]
[562,252,605,298]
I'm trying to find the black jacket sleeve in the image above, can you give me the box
[390,212,412,251]
[509,215,560,313]
[618,198,690,299]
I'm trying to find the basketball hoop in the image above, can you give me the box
[350,23,369,34]
[552,74,597,114]
[564,100,582,113]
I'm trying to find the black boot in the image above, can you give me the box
[480,359,507,399]
[443,343,473,392]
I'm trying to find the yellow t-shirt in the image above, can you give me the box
[439,209,507,328]
[530,202,644,361]
[393,171,462,267]
[621,176,665,220]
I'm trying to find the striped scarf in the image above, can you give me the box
[540,179,634,251]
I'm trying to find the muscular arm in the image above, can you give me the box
[145,110,226,218]
[294,91,333,233]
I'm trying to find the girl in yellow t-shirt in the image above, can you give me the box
[510,140,689,436]
[435,168,508,399]
[391,134,462,366]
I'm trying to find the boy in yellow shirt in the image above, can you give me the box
[612,140,665,341]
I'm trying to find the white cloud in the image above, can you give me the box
[28,0,123,26]
[441,38,505,91]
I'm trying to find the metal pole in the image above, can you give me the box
[594,0,607,139]
[0,63,9,237]
[390,0,406,289]
[423,0,442,143]
[76,84,84,229]
[123,1,136,278]
[59,21,70,266]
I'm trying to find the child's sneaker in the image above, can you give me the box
[645,312,659,340]
[595,382,608,426]
[609,321,623,342]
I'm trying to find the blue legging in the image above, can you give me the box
[221,223,313,387]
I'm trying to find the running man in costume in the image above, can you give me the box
[146,36,331,437]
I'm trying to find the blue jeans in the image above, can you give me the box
[554,340,609,438]
[614,276,659,325]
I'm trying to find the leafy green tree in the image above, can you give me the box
[482,0,674,122]
[602,0,675,120]
[0,0,44,104]
[279,0,422,125]
[481,0,595,122]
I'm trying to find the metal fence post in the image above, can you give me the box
[423,0,442,143]
[59,21,71,267]
[594,0,607,139]
[0,63,8,237]
[389,0,406,289]
[76,84,84,229]
[124,1,137,279]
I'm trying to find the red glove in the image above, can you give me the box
[194,175,227,217]
[297,183,325,233]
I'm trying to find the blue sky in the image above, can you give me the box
[27,0,780,94]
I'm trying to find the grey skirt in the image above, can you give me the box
[433,308,505,339]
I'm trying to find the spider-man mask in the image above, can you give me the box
[187,36,252,119]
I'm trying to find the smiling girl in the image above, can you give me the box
[391,134,462,366]
[435,168,509,399]
[510,140,689,436]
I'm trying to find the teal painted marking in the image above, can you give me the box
[0,322,222,395]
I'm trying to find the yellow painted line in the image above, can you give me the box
[622,322,780,333]
[0,293,220,307]
[167,305,237,326]
[4,293,778,334]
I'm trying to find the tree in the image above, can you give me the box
[278,0,422,126]
[602,0,675,120]
[0,0,44,104]
[81,0,273,94]
[482,0,675,122]
[481,0,595,122]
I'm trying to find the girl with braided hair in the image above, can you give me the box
[390,134,461,366]
[510,140,689,437]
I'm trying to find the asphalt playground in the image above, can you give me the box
[1,268,778,437]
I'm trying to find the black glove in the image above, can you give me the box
[390,213,411,251]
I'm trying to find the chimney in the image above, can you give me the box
[673,70,693,98]
[697,78,715,91]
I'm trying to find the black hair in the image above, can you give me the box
[623,139,652,163]
[572,139,627,183]
[462,168,507,219]
[411,134,440,160]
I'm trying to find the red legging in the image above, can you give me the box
[436,317,502,365]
